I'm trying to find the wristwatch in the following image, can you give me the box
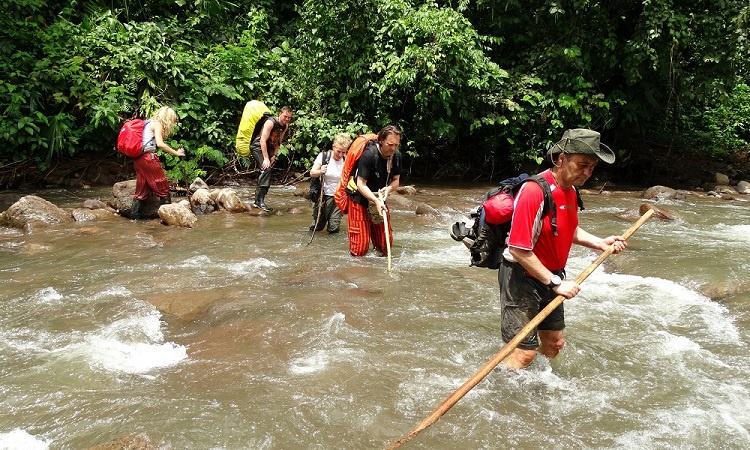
[547,274,562,289]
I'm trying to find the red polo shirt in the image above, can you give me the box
[507,170,579,272]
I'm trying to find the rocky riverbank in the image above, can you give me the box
[2,147,750,226]
[2,144,750,194]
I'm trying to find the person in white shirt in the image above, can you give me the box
[309,133,352,233]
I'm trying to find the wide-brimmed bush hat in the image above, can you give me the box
[547,128,615,164]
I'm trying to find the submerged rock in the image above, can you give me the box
[698,281,750,300]
[397,185,418,195]
[639,203,679,221]
[71,208,118,222]
[86,433,160,450]
[415,203,439,216]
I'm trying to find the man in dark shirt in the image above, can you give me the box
[250,106,293,212]
[348,125,402,256]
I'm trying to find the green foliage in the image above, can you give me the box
[0,1,286,178]
[283,110,370,169]
[460,0,747,169]
[683,83,750,157]
[370,3,510,142]
[161,143,228,184]
[0,0,748,184]
[292,0,514,173]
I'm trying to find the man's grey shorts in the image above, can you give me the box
[498,260,565,350]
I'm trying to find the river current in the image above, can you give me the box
[1,183,749,449]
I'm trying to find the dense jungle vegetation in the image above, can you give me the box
[1,0,749,187]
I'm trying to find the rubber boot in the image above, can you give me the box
[159,193,172,205]
[257,187,273,212]
[252,187,262,209]
[130,198,143,220]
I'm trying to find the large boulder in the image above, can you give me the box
[737,180,750,195]
[112,180,160,219]
[190,188,217,215]
[642,185,686,201]
[0,195,74,232]
[158,200,198,227]
[211,188,248,212]
[715,172,730,185]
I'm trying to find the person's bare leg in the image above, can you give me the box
[538,330,565,359]
[503,347,537,369]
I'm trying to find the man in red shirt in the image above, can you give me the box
[500,129,627,369]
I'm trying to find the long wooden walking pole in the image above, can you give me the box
[379,190,392,275]
[387,208,655,450]
[306,173,325,246]
[180,150,194,210]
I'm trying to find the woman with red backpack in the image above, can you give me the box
[130,106,185,220]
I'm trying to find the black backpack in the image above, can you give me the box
[308,150,331,201]
[251,112,275,143]
[450,173,583,269]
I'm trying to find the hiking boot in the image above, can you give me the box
[252,186,273,212]
[251,200,273,212]
[257,202,273,213]
[130,198,144,220]
[159,193,172,205]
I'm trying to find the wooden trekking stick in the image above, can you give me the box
[379,189,392,275]
[307,173,326,246]
[180,149,188,190]
[180,150,194,210]
[387,208,655,450]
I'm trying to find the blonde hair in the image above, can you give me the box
[333,133,353,151]
[151,106,178,138]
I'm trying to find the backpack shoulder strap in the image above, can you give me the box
[323,150,331,165]
[528,174,553,212]
[352,139,377,180]
[574,186,584,211]
[527,174,558,236]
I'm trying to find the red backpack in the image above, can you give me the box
[450,173,583,269]
[117,119,147,158]
[334,133,377,213]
